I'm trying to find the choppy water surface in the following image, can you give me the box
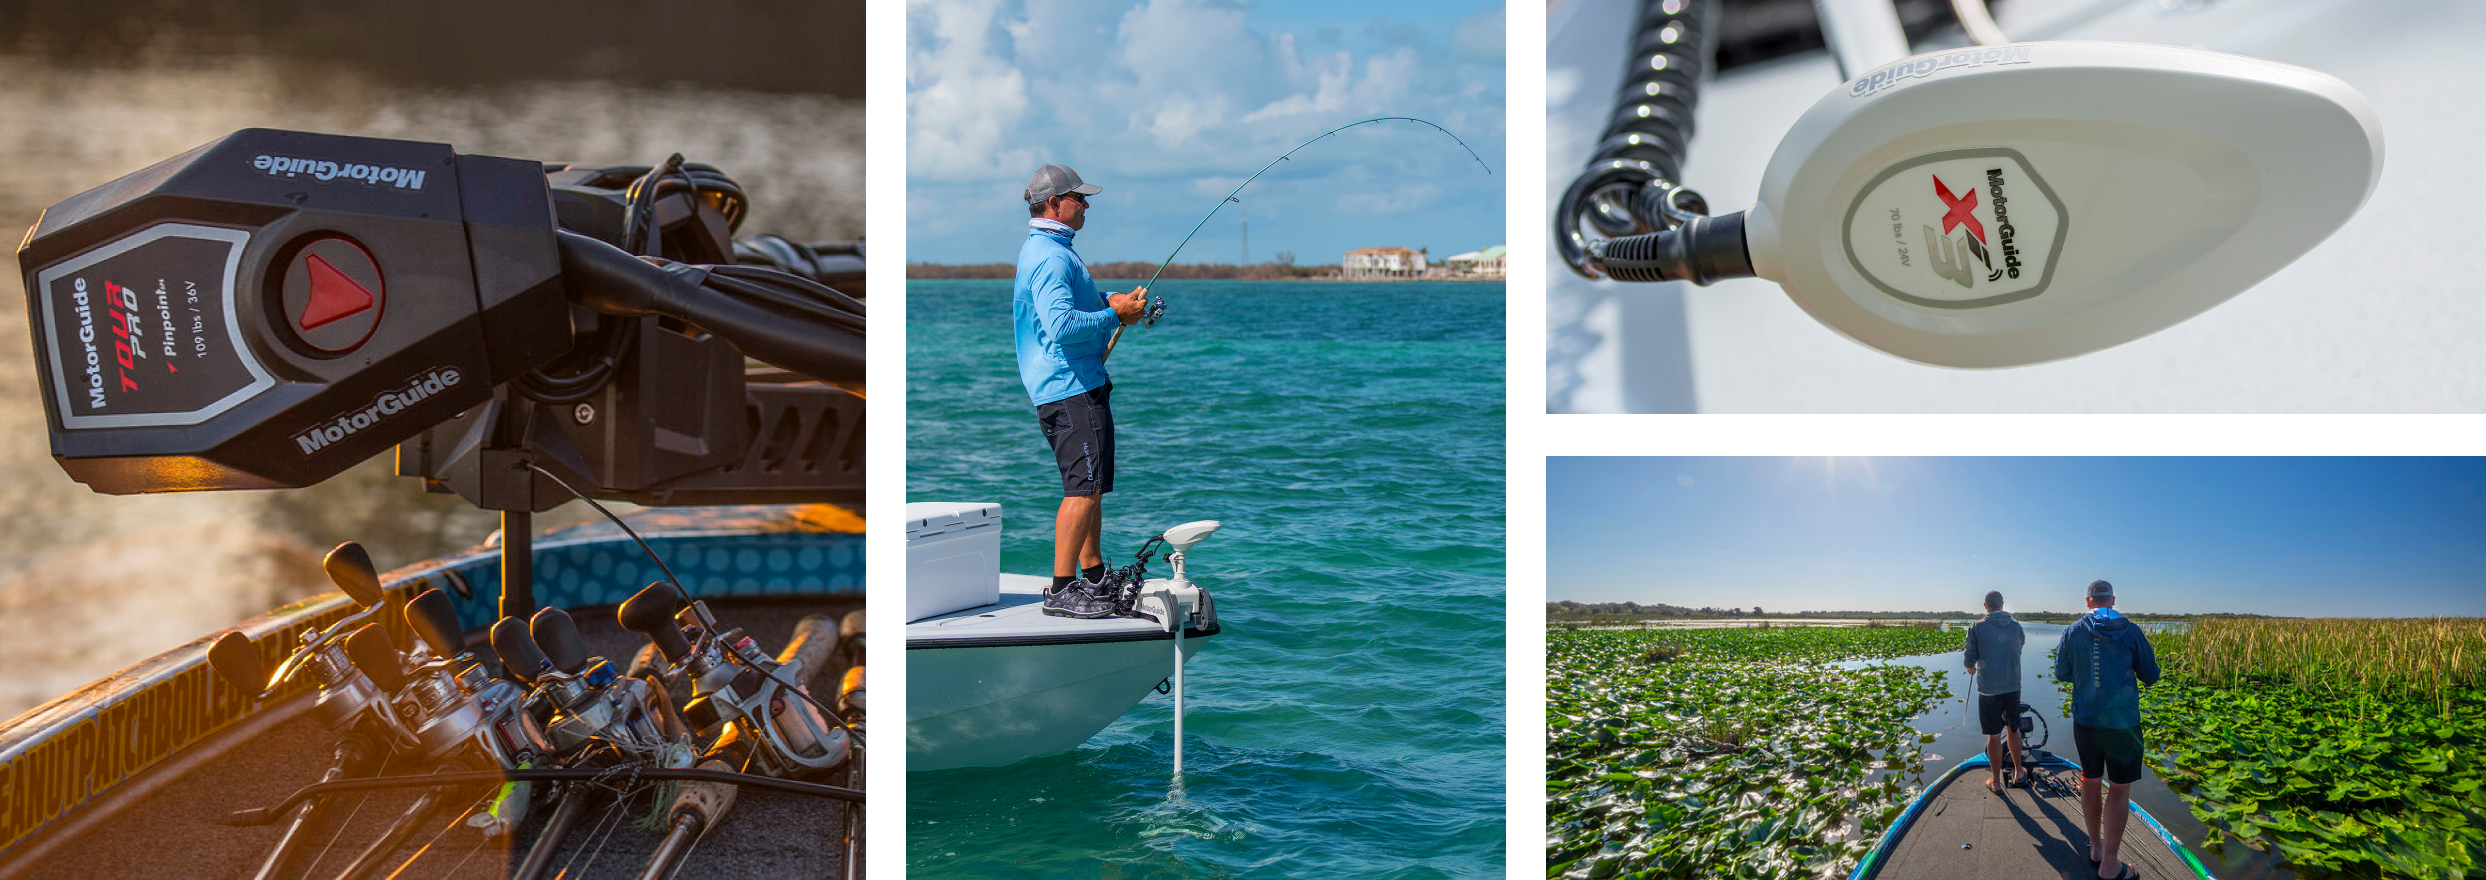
[907,279,1506,878]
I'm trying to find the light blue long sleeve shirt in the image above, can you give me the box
[1012,222,1119,405]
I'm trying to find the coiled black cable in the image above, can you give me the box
[1594,0,1720,190]
[1555,0,1725,278]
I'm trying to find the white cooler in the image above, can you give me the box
[905,501,1003,622]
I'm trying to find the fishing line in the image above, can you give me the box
[524,461,690,600]
[1102,116,1495,360]
[524,459,865,749]
[390,795,486,879]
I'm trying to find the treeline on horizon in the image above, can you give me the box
[1546,600,2286,622]
[908,261,1344,280]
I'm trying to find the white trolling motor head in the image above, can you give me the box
[1580,42,2383,369]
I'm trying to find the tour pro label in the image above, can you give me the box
[34,223,275,429]
[1840,148,2068,310]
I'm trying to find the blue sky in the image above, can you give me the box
[906,0,1506,266]
[1548,458,2486,617]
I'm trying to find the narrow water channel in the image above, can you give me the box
[1839,622,2296,880]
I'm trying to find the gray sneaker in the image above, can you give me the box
[1042,577,1118,619]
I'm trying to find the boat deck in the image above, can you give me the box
[10,596,863,880]
[907,574,1213,647]
[1869,754,2200,880]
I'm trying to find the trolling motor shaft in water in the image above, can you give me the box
[1101,116,1494,362]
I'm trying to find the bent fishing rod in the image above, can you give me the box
[1100,116,1494,362]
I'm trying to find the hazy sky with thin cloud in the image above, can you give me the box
[906,0,1505,266]
[1548,457,2486,617]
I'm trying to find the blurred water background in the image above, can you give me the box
[908,279,1508,878]
[0,0,862,717]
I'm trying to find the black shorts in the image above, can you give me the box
[1977,691,2021,737]
[2074,723,2146,784]
[1036,383,1114,497]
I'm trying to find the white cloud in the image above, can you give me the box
[1336,180,1445,215]
[908,0,1506,261]
[907,0,1041,180]
[1452,6,1505,64]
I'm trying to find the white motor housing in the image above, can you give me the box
[1745,42,2382,368]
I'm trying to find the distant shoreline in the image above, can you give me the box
[908,262,1502,282]
[904,274,1501,282]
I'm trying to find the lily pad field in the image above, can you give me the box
[1546,626,1956,879]
[2136,618,2486,880]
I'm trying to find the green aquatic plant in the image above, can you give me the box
[1595,626,1960,667]
[2133,619,2486,880]
[1547,627,1952,879]
[2171,617,2485,716]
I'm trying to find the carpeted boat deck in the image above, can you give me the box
[1871,760,2197,880]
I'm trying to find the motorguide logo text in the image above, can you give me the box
[1840,148,2067,310]
[293,368,460,454]
[1850,46,2034,98]
[252,154,428,191]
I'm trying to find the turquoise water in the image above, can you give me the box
[906,279,1506,878]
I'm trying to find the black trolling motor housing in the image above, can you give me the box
[16,129,570,494]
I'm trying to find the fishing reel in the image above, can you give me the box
[345,589,551,778]
[836,610,866,723]
[618,582,852,777]
[1139,295,1166,328]
[206,542,397,736]
[491,607,690,764]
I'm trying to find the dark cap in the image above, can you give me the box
[2087,579,2114,599]
[1025,163,1102,207]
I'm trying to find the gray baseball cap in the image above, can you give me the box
[1025,163,1102,206]
[2087,579,2115,599]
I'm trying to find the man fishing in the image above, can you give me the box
[2054,579,2162,880]
[1963,589,2026,794]
[1013,163,1147,618]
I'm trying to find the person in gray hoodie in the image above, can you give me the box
[1963,590,2026,794]
[2053,579,2162,880]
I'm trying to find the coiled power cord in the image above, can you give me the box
[1555,0,1746,282]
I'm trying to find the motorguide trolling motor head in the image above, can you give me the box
[16,129,570,494]
[1581,42,2383,368]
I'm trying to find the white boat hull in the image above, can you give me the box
[906,574,1219,771]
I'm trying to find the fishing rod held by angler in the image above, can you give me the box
[1101,116,1494,362]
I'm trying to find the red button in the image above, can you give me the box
[281,237,385,355]
[298,252,374,330]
